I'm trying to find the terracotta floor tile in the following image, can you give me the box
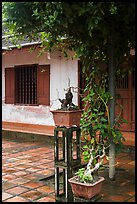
[4,196,29,202]
[25,167,43,173]
[25,153,40,156]
[9,178,31,185]
[6,186,29,195]
[127,196,135,202]
[36,169,54,176]
[126,191,135,196]
[39,159,53,163]
[122,163,135,170]
[28,161,43,166]
[2,181,17,190]
[37,185,54,194]
[6,158,19,162]
[28,158,40,162]
[17,155,32,159]
[2,168,17,174]
[21,190,44,201]
[22,181,44,189]
[18,159,32,163]
[38,164,53,169]
[12,170,28,176]
[2,192,13,201]
[37,195,55,202]
[3,163,19,167]
[14,164,32,170]
[46,160,54,164]
[108,194,130,202]
[2,174,17,182]
[21,174,38,180]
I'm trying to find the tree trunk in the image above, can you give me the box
[108,35,116,180]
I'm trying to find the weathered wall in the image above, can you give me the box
[2,47,79,125]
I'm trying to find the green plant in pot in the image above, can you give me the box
[69,67,128,200]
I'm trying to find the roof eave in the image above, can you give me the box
[2,41,41,50]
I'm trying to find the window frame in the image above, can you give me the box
[15,64,38,106]
[5,64,50,106]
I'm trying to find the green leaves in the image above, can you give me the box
[75,168,93,183]
[80,64,128,164]
[93,108,98,112]
[3,2,134,62]
[83,145,88,149]
[100,118,107,122]
[120,118,128,124]
[110,3,117,15]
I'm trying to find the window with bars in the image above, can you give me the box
[115,73,128,89]
[5,64,50,105]
[15,65,37,105]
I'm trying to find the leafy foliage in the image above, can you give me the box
[75,168,93,183]
[78,67,128,183]
[2,2,135,68]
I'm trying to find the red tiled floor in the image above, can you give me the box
[2,136,135,202]
[2,192,14,201]
[2,174,17,181]
[21,174,40,180]
[2,182,17,190]
[5,186,29,195]
[25,167,43,173]
[4,196,29,202]
[108,195,130,202]
[37,195,55,202]
[22,181,44,189]
[127,191,135,196]
[37,185,54,194]
[14,164,32,170]
[36,169,54,176]
[20,190,44,201]
[9,178,31,185]
[12,171,29,177]
[2,168,17,173]
[127,197,135,202]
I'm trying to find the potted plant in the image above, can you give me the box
[51,87,83,127]
[68,68,127,200]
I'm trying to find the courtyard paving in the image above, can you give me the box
[2,136,135,202]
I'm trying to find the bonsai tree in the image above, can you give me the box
[75,66,127,183]
[57,87,79,111]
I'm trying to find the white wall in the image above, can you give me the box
[2,47,79,125]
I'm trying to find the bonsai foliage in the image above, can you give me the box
[56,79,79,111]
[78,66,128,183]
[58,87,79,111]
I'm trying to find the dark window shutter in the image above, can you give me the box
[37,65,50,105]
[5,68,15,104]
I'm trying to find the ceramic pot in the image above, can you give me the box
[68,175,105,199]
[51,110,83,127]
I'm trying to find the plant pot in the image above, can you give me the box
[51,110,83,127]
[68,175,105,200]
